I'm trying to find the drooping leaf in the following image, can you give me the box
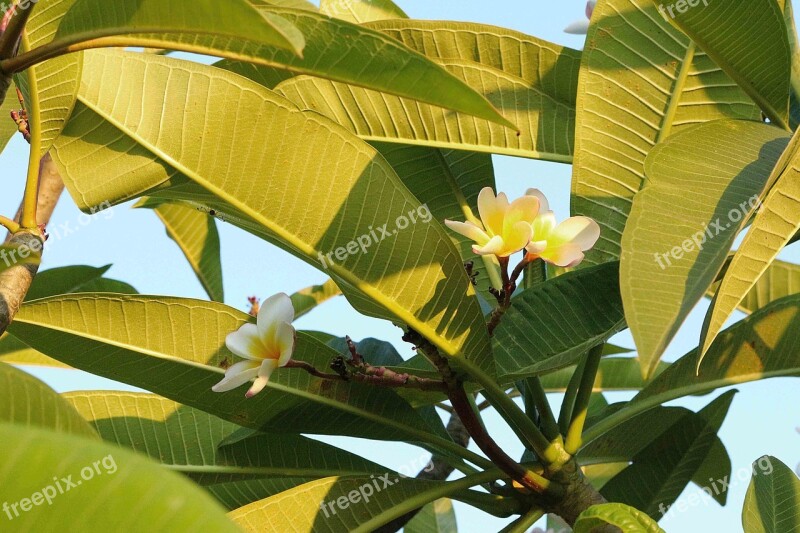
[7,294,466,457]
[44,0,306,56]
[276,19,580,161]
[667,0,792,128]
[492,262,625,381]
[622,120,790,378]
[0,362,96,437]
[742,456,800,533]
[212,59,293,89]
[701,133,800,359]
[571,0,762,265]
[596,393,735,516]
[25,264,135,300]
[52,50,492,374]
[135,199,224,302]
[0,423,239,531]
[583,294,800,446]
[720,259,800,314]
[64,391,384,483]
[228,474,492,532]
[0,333,70,368]
[405,499,458,533]
[320,0,407,23]
[290,278,341,319]
[573,503,665,533]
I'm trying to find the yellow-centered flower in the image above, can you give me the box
[212,293,296,398]
[524,189,600,268]
[445,187,540,258]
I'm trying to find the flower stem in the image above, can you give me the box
[564,344,604,454]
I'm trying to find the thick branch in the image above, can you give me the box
[0,154,64,334]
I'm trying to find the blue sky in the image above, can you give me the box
[3,1,799,531]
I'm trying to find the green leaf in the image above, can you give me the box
[583,294,800,446]
[0,332,71,368]
[209,477,313,510]
[135,199,224,302]
[228,473,497,532]
[0,82,20,152]
[571,0,762,265]
[64,391,384,482]
[49,0,305,56]
[0,361,96,437]
[716,259,800,314]
[492,262,625,381]
[743,456,800,533]
[373,142,497,302]
[573,503,665,533]
[320,0,407,23]
[212,59,294,90]
[290,278,341,319]
[266,0,317,10]
[537,357,670,393]
[599,392,735,517]
[405,499,458,533]
[52,50,492,373]
[156,5,511,126]
[0,423,239,531]
[701,133,800,359]
[7,294,470,458]
[276,19,579,161]
[667,0,791,128]
[25,264,135,301]
[622,120,790,378]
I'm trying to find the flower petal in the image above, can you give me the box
[502,221,533,256]
[531,211,557,240]
[473,235,506,256]
[503,195,540,237]
[550,217,601,251]
[444,219,490,245]
[257,292,294,341]
[274,322,296,367]
[540,243,585,267]
[587,0,597,18]
[246,359,280,398]
[225,324,265,361]
[525,189,550,213]
[477,187,507,236]
[564,19,589,34]
[212,360,260,393]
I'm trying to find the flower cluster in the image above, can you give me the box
[212,293,296,398]
[445,187,600,268]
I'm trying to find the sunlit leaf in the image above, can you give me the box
[743,456,800,533]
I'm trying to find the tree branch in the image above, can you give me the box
[0,153,64,334]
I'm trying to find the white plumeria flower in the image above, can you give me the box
[212,293,296,398]
[445,187,540,258]
[564,0,596,34]
[524,189,600,268]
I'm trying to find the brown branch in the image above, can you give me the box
[0,2,33,106]
[284,358,449,392]
[0,154,64,334]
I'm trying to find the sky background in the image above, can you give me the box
[2,1,799,532]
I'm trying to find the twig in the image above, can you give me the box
[284,359,449,392]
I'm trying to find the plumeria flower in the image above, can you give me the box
[445,187,540,258]
[524,189,600,268]
[564,0,596,34]
[212,293,296,398]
